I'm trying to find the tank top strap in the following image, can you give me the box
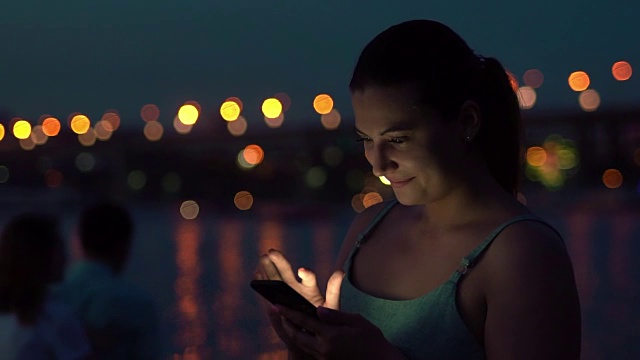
[344,200,399,270]
[450,214,563,283]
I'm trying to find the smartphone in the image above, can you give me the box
[250,279,319,319]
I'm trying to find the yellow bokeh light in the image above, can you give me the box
[313,94,334,115]
[71,115,91,134]
[568,71,590,92]
[363,192,383,208]
[144,121,164,142]
[579,89,600,112]
[178,104,199,125]
[379,176,391,185]
[612,61,632,81]
[526,146,547,167]
[13,120,32,140]
[262,98,283,119]
[42,117,61,136]
[220,100,241,121]
[180,200,200,220]
[602,169,623,189]
[234,191,254,210]
[227,115,248,136]
[0,124,5,141]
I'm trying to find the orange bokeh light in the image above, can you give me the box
[612,61,632,81]
[602,169,623,189]
[363,192,383,208]
[70,115,91,134]
[242,145,264,165]
[141,104,160,122]
[526,146,547,166]
[227,115,247,136]
[506,70,519,92]
[579,89,600,112]
[313,94,334,115]
[42,117,61,136]
[568,71,590,92]
[523,69,544,88]
[102,111,121,131]
[320,109,341,130]
[234,191,254,210]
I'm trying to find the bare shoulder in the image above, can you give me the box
[333,200,397,271]
[480,218,581,359]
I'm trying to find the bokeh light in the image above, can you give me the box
[180,200,200,220]
[19,138,36,151]
[568,71,590,92]
[237,151,255,170]
[234,191,254,210]
[102,111,121,131]
[220,100,242,121]
[13,120,32,140]
[227,115,248,136]
[322,146,344,166]
[174,116,193,135]
[320,109,341,130]
[523,69,544,88]
[363,192,383,208]
[313,94,334,115]
[517,86,537,109]
[351,194,365,213]
[30,125,48,145]
[95,120,114,141]
[44,169,63,188]
[305,166,327,188]
[70,115,91,135]
[0,124,5,141]
[242,145,264,165]
[178,104,199,125]
[262,98,283,119]
[78,129,97,146]
[0,166,9,183]
[141,104,160,122]
[579,89,601,112]
[602,169,623,189]
[612,61,632,81]
[379,176,391,186]
[144,121,164,141]
[264,113,284,128]
[128,170,147,190]
[526,146,547,167]
[273,92,292,111]
[75,152,96,172]
[42,117,61,136]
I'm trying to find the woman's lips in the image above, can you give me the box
[389,177,414,188]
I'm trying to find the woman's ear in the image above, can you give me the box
[458,100,482,142]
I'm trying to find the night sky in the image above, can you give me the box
[1,0,638,129]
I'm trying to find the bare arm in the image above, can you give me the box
[483,221,581,360]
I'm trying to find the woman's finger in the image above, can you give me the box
[324,270,345,310]
[267,250,298,284]
[260,254,283,280]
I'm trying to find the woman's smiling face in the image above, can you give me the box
[353,84,468,206]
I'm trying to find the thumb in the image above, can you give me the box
[317,306,362,326]
[324,270,345,310]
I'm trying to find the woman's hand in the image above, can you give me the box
[276,306,407,360]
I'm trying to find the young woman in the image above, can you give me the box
[257,19,581,359]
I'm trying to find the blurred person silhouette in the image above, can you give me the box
[256,19,581,359]
[0,213,92,360]
[56,203,159,360]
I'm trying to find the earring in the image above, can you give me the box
[464,135,473,142]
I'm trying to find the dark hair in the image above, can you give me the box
[0,214,63,324]
[349,20,521,195]
[80,203,133,260]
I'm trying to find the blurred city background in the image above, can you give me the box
[1,1,639,359]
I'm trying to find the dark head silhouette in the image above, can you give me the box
[350,19,521,195]
[79,203,133,274]
[0,214,64,324]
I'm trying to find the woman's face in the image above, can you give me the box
[352,85,467,206]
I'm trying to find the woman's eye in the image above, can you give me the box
[356,136,372,143]
[389,137,407,144]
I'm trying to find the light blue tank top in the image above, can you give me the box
[340,200,560,359]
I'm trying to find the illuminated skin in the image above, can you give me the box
[257,84,581,360]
